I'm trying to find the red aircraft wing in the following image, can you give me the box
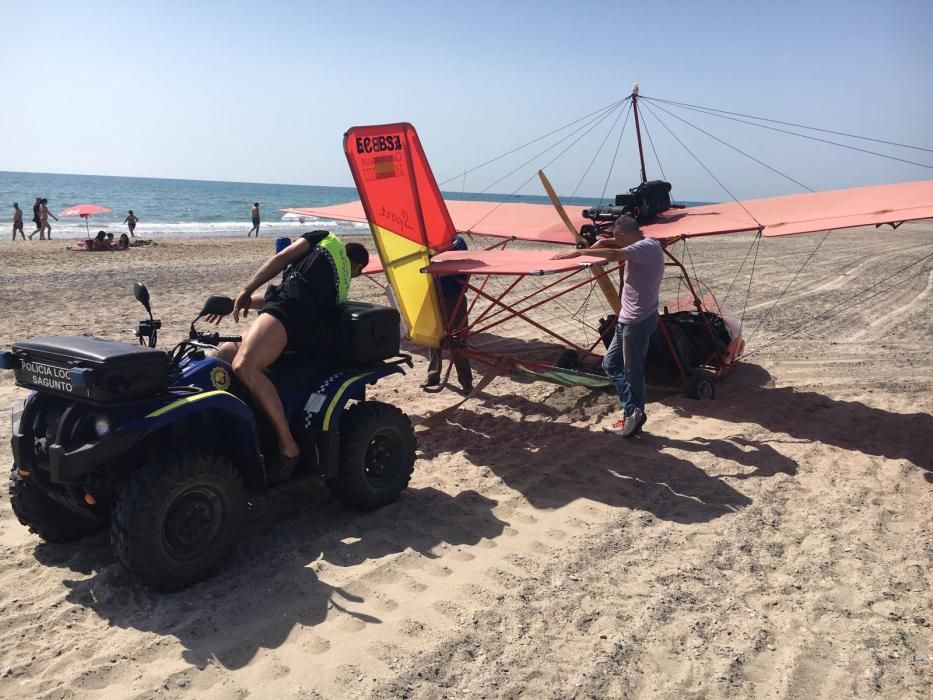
[284,199,580,245]
[424,249,610,276]
[286,179,932,246]
[641,180,933,239]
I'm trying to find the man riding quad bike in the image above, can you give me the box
[2,277,416,591]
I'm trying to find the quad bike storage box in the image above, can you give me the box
[10,336,170,403]
[334,302,401,365]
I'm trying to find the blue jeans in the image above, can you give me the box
[602,314,658,416]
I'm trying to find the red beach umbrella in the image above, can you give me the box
[58,204,112,238]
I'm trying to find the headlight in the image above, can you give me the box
[94,415,111,438]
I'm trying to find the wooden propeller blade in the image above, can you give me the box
[538,169,620,314]
[538,170,587,246]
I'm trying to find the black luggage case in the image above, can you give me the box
[334,302,401,365]
[10,336,170,404]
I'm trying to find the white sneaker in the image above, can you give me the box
[602,417,628,435]
[620,408,646,438]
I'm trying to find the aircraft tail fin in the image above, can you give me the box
[343,123,455,348]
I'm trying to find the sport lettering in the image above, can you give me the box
[356,135,403,154]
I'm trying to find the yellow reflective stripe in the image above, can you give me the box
[318,232,351,303]
[146,390,227,418]
[322,373,371,431]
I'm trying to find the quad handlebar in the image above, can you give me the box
[193,331,242,345]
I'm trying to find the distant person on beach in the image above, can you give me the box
[423,235,473,393]
[12,203,25,240]
[29,197,42,239]
[247,202,261,237]
[206,230,369,480]
[90,230,110,251]
[553,215,663,438]
[39,199,58,239]
[124,210,139,237]
[118,233,130,249]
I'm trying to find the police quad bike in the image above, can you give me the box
[2,283,416,591]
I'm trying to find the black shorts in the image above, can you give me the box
[260,281,328,352]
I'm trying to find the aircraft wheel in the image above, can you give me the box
[685,372,716,400]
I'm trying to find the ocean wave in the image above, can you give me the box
[28,217,370,239]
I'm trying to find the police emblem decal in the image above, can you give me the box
[210,366,231,391]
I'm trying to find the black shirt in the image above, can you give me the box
[32,203,40,222]
[283,231,338,310]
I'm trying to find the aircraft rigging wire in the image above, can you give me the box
[642,96,933,170]
[569,102,631,202]
[640,102,766,309]
[640,107,668,182]
[739,252,933,359]
[742,228,835,348]
[682,237,700,289]
[641,95,933,154]
[721,231,763,306]
[639,102,764,228]
[438,98,629,187]
[739,232,763,325]
[643,99,814,192]
[641,101,843,347]
[463,101,626,233]
[462,101,624,206]
[598,103,631,206]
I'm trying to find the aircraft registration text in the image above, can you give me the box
[356,135,403,154]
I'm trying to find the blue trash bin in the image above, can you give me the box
[275,237,291,254]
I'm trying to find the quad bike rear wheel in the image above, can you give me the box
[8,468,106,543]
[327,402,416,510]
[111,451,246,591]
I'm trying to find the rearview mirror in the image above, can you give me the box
[133,282,151,313]
[198,295,234,318]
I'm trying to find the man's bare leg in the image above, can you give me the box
[230,313,299,459]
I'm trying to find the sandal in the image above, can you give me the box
[266,453,299,486]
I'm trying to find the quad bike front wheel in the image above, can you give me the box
[327,401,416,510]
[8,468,106,543]
[111,451,247,591]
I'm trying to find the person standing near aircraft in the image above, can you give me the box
[554,215,663,437]
[247,202,261,237]
[12,203,25,240]
[423,235,473,393]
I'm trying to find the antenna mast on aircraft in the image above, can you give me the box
[631,82,648,184]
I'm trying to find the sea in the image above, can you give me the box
[1,171,657,240]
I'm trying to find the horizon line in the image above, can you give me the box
[0,169,355,191]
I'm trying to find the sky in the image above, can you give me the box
[1,0,931,201]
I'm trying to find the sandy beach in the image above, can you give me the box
[0,227,930,698]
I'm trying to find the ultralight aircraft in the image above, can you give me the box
[285,85,933,399]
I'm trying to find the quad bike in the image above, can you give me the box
[2,283,416,591]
